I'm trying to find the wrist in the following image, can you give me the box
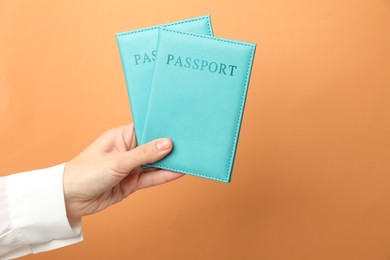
[63,162,82,222]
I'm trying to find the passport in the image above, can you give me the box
[141,28,256,182]
[116,16,213,144]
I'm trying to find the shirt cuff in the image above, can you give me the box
[5,163,82,245]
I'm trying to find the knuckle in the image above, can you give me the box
[103,129,115,138]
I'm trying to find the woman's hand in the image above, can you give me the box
[63,124,183,223]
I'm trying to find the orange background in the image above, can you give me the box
[1,0,390,259]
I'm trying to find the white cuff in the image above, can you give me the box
[5,163,82,244]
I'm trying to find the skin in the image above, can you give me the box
[63,124,183,223]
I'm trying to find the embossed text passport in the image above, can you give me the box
[116,16,213,143]
[141,28,256,182]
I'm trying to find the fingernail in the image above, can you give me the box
[156,139,171,151]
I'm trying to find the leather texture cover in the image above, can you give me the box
[141,28,256,182]
[116,16,213,144]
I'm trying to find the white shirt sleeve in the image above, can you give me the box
[0,163,83,260]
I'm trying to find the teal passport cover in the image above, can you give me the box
[141,28,256,183]
[116,16,213,144]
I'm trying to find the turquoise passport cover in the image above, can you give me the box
[116,16,213,144]
[141,28,256,183]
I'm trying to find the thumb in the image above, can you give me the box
[120,138,173,170]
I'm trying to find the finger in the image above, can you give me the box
[136,169,184,190]
[118,167,143,197]
[120,124,136,151]
[119,138,173,170]
[129,127,137,150]
[143,167,159,172]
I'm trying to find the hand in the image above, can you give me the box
[63,124,183,222]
